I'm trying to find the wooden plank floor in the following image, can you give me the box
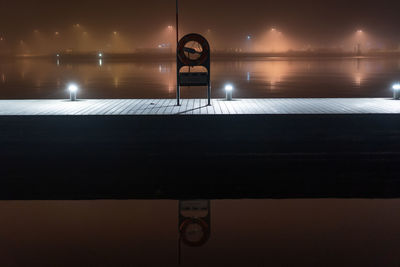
[0,98,400,115]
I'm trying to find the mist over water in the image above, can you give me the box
[1,57,399,99]
[1,25,399,56]
[2,0,400,56]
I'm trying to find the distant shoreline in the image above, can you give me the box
[2,51,400,62]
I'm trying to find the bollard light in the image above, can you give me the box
[225,84,233,101]
[68,84,78,101]
[393,83,400,100]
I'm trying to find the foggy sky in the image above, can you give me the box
[1,0,400,50]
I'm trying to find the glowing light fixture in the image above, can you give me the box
[393,83,400,100]
[98,52,103,58]
[225,84,233,101]
[225,84,233,91]
[68,84,78,101]
[247,35,251,40]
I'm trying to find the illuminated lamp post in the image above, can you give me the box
[393,83,400,100]
[68,84,78,101]
[225,84,233,101]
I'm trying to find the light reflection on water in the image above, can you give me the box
[0,199,399,266]
[0,58,399,99]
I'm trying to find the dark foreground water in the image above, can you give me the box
[0,57,399,99]
[0,199,399,267]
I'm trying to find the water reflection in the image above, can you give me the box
[179,200,211,248]
[0,58,398,99]
[113,76,119,88]
[253,60,289,89]
[0,199,399,266]
[353,59,363,87]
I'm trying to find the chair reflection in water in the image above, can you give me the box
[178,200,211,264]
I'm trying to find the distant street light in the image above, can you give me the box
[355,30,364,55]
[98,52,103,58]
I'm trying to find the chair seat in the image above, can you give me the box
[179,72,209,86]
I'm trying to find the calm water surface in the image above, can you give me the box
[0,199,399,266]
[0,57,400,99]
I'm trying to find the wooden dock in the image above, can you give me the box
[2,98,400,199]
[0,98,400,115]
